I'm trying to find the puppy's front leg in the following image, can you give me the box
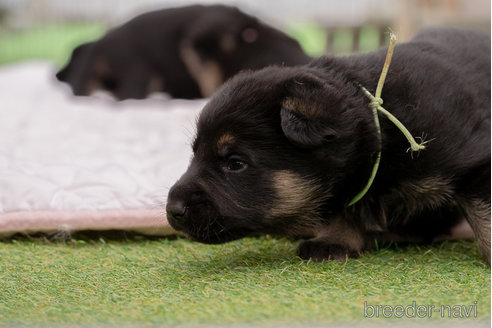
[296,218,366,262]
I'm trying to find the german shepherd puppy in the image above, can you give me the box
[56,5,310,100]
[166,28,491,264]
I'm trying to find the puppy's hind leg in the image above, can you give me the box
[463,199,491,265]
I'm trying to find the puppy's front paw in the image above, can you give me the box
[296,239,360,262]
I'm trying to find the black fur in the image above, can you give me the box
[56,5,310,100]
[167,28,491,264]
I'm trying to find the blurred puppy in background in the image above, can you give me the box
[56,5,310,100]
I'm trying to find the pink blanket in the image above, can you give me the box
[0,62,205,237]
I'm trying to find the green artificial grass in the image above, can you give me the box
[0,236,489,326]
[0,22,489,327]
[287,22,328,56]
[0,22,382,68]
[0,23,105,66]
[288,24,383,56]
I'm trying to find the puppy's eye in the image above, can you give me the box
[227,158,247,172]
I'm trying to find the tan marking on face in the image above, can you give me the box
[93,56,111,77]
[85,56,111,95]
[85,79,102,95]
[268,170,329,226]
[217,133,236,149]
[180,43,224,97]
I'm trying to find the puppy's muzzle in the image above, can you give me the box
[166,174,210,233]
[166,198,187,229]
[166,185,194,231]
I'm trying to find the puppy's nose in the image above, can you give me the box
[166,199,186,220]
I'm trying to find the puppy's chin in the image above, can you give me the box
[167,196,263,244]
[183,226,256,245]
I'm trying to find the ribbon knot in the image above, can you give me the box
[370,98,383,107]
[347,32,431,207]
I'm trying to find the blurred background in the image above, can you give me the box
[0,0,489,69]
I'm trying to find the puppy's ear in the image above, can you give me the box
[280,104,337,148]
[280,74,340,148]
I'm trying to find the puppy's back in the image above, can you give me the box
[412,28,490,93]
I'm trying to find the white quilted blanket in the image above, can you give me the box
[0,62,205,237]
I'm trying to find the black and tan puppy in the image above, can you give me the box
[166,28,491,264]
[56,5,310,100]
